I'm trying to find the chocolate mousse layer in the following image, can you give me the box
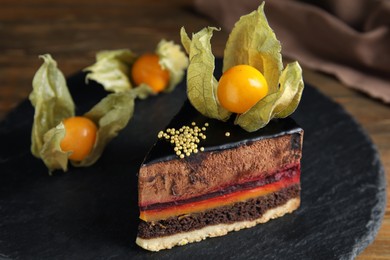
[140,165,299,211]
[138,103,303,206]
[138,184,300,239]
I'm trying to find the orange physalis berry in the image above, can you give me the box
[60,116,97,161]
[217,65,268,114]
[131,53,170,93]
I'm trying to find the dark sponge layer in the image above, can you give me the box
[138,184,300,239]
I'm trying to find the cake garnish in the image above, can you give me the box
[157,122,209,158]
[84,40,189,96]
[30,54,135,173]
[180,2,304,132]
[60,116,97,162]
[218,64,269,114]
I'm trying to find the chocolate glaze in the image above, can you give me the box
[140,164,300,211]
[143,100,303,165]
[291,133,302,150]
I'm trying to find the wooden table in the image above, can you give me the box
[1,0,389,258]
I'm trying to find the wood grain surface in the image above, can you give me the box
[1,1,389,258]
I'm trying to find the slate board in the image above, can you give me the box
[0,59,386,260]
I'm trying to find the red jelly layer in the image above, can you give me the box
[140,166,300,222]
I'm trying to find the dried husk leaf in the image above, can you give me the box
[235,62,304,132]
[231,4,303,132]
[30,54,75,158]
[40,123,71,174]
[132,84,156,100]
[31,54,136,172]
[156,39,189,92]
[180,27,231,121]
[38,91,136,171]
[72,91,135,167]
[234,92,280,132]
[84,49,136,93]
[180,28,192,54]
[182,2,303,132]
[223,2,282,94]
[274,62,304,118]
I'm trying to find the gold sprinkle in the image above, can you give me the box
[205,123,209,127]
[225,132,231,137]
[200,147,205,152]
[157,122,208,159]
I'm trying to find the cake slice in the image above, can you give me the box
[136,100,303,251]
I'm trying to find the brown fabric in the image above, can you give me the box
[194,0,390,103]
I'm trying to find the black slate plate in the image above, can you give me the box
[0,59,386,260]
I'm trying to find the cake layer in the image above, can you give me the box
[141,164,299,211]
[140,167,300,221]
[136,197,300,251]
[139,133,302,206]
[138,184,299,239]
